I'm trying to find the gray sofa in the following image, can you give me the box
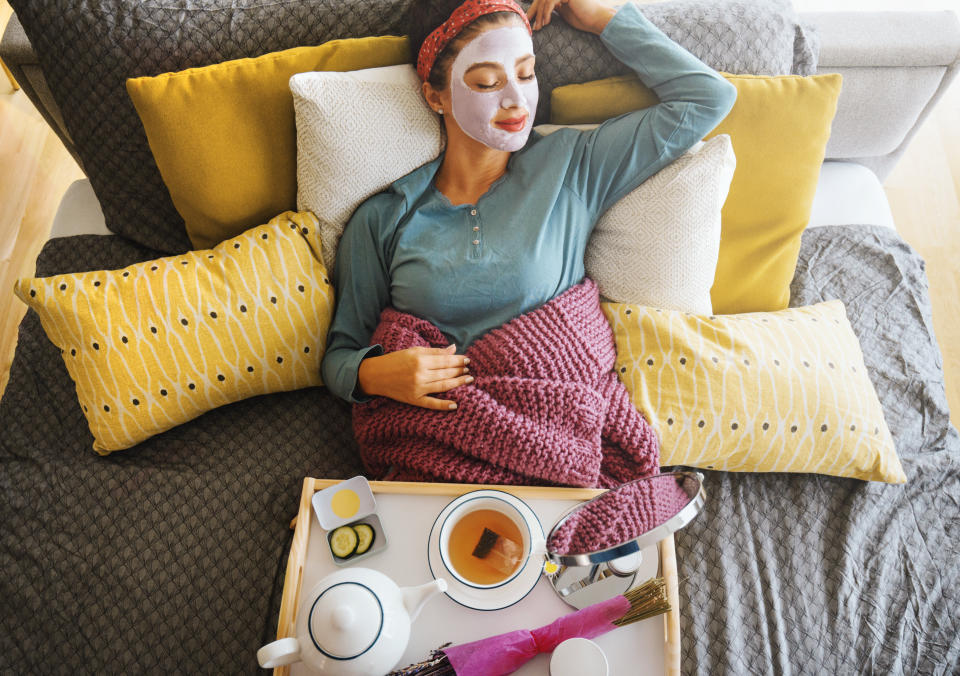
[2,2,959,674]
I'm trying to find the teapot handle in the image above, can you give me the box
[257,637,301,669]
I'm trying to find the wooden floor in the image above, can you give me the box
[0,3,85,398]
[1,3,959,419]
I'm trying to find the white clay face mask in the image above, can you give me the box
[449,24,539,152]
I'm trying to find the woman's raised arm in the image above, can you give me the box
[562,1,738,217]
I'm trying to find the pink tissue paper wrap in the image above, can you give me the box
[442,594,632,676]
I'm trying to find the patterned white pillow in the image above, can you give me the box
[536,126,736,314]
[291,64,444,273]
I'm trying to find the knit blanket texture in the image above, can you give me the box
[352,278,660,488]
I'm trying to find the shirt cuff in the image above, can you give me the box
[349,344,384,404]
[600,1,642,42]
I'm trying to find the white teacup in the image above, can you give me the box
[438,491,533,589]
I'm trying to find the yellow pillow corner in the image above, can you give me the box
[601,299,906,484]
[556,72,843,314]
[126,35,411,250]
[15,210,334,454]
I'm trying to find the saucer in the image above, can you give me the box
[427,489,546,611]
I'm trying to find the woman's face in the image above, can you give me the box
[445,22,539,151]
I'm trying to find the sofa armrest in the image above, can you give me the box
[0,12,85,172]
[804,9,960,182]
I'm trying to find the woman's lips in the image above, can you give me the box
[494,115,527,132]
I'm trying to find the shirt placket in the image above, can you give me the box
[468,207,482,259]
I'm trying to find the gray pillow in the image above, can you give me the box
[10,0,817,253]
[639,0,818,76]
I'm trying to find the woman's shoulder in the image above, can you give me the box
[516,125,589,162]
[349,155,442,228]
[346,190,408,238]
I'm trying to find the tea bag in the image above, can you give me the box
[471,527,522,575]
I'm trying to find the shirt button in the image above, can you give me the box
[470,209,477,216]
[472,239,480,245]
[473,226,479,231]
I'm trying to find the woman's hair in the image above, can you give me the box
[405,0,524,90]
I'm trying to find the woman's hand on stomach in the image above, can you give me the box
[357,344,473,411]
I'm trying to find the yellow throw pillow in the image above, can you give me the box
[126,36,411,250]
[552,72,842,314]
[14,211,334,454]
[601,300,906,483]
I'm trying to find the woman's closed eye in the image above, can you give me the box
[470,72,535,90]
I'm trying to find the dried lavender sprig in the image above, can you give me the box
[612,577,671,626]
[386,643,455,676]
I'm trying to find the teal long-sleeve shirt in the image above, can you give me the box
[321,2,737,404]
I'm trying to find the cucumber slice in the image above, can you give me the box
[330,526,358,559]
[353,523,376,555]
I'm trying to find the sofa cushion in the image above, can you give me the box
[0,233,362,673]
[15,212,336,454]
[603,299,906,483]
[552,72,843,315]
[291,63,444,274]
[8,0,817,254]
[534,128,736,314]
[49,179,110,238]
[584,134,735,313]
[807,161,896,230]
[126,36,411,250]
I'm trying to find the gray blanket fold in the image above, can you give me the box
[1,226,956,674]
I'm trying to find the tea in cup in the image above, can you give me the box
[439,493,532,588]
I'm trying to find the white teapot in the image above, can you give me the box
[257,567,446,674]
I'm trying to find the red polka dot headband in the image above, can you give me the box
[416,0,533,83]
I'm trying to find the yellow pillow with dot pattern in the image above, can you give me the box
[601,300,906,483]
[13,211,333,454]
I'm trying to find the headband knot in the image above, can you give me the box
[416,0,533,83]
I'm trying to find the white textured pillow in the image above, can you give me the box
[291,64,444,273]
[536,127,736,314]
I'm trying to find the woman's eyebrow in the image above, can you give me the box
[464,61,505,74]
[515,54,535,66]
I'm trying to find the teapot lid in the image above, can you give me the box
[307,581,384,660]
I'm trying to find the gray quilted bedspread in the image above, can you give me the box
[675,226,960,674]
[0,224,958,674]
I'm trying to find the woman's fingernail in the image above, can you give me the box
[463,358,470,365]
[449,402,457,410]
[466,376,475,384]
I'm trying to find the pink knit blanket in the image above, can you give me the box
[352,278,660,488]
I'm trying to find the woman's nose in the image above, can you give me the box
[500,78,527,110]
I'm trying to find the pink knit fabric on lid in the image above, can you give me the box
[547,475,694,554]
[352,278,660,488]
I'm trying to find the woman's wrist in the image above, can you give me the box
[357,354,380,398]
[588,5,617,34]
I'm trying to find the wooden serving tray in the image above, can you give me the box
[274,479,681,675]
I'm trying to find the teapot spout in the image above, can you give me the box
[401,579,447,622]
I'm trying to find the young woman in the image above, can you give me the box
[321,0,737,411]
